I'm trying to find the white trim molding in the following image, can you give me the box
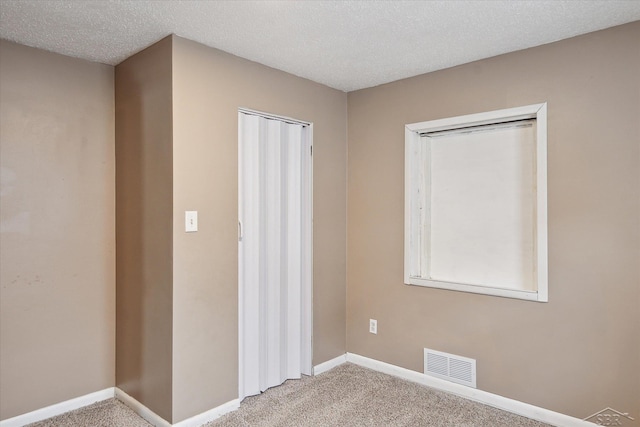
[116,388,239,427]
[238,107,311,126]
[1,355,596,427]
[0,388,115,427]
[346,353,597,427]
[115,388,171,427]
[173,399,240,427]
[1,387,240,427]
[313,354,347,376]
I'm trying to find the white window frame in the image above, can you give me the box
[404,103,548,302]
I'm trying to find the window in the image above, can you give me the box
[405,103,548,302]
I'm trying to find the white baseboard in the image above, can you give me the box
[116,388,239,427]
[173,399,240,427]
[313,354,347,375]
[0,386,239,427]
[114,388,172,427]
[0,388,115,427]
[1,356,595,427]
[346,353,597,427]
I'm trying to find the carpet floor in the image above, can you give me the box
[206,363,550,427]
[27,363,551,426]
[26,398,151,427]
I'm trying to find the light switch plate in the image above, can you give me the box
[185,211,198,232]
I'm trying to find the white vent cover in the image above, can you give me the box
[424,348,476,388]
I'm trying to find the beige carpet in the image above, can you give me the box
[27,363,551,426]
[206,363,551,427]
[26,398,151,427]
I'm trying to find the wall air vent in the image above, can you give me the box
[424,348,476,388]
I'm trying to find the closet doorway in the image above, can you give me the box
[238,109,313,400]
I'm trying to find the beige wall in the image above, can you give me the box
[0,41,115,420]
[6,20,634,426]
[171,36,347,422]
[115,36,174,422]
[347,21,640,424]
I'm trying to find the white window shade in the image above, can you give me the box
[428,121,535,290]
[405,104,548,302]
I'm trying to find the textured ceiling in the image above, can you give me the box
[1,1,639,92]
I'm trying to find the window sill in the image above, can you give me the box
[405,276,546,302]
